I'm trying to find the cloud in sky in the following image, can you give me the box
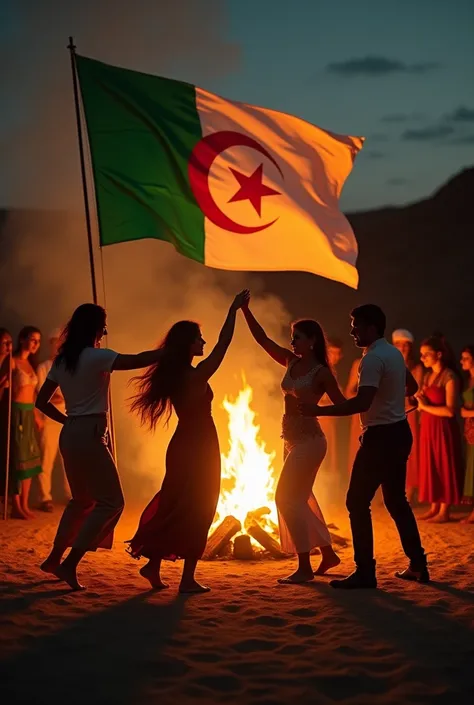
[386,177,410,186]
[326,56,439,77]
[381,112,425,123]
[445,106,474,122]
[449,134,474,145]
[365,150,386,159]
[402,125,454,142]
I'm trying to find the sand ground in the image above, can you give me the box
[0,506,473,705]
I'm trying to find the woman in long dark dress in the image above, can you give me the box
[128,290,249,594]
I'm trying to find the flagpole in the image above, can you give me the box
[2,354,12,520]
[67,37,117,462]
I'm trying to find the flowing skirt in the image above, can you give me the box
[128,417,221,561]
[418,414,463,505]
[276,433,331,554]
[11,402,42,491]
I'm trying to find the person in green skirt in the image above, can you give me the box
[460,345,474,523]
[10,326,43,519]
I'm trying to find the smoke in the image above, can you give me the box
[0,2,298,507]
[0,0,240,208]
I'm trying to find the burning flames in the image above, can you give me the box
[211,382,279,541]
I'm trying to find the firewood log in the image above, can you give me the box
[202,515,241,560]
[233,534,254,560]
[247,522,287,559]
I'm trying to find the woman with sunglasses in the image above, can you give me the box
[36,303,164,590]
[242,295,343,583]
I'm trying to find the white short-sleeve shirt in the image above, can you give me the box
[358,338,407,429]
[47,347,118,416]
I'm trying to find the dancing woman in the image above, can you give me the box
[36,303,165,590]
[242,296,343,583]
[128,291,249,594]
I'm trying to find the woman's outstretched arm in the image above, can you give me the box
[194,290,249,383]
[242,297,294,367]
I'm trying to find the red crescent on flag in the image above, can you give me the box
[188,131,283,234]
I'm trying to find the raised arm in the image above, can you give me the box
[194,290,249,384]
[35,379,68,425]
[242,298,294,367]
[112,348,164,371]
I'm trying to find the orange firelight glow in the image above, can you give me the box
[211,382,279,542]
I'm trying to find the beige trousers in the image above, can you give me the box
[38,419,71,503]
[276,434,331,554]
[54,415,124,552]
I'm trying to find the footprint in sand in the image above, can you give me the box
[278,644,306,655]
[248,615,288,628]
[194,674,241,693]
[221,604,242,613]
[289,607,317,618]
[228,660,282,677]
[293,623,317,637]
[188,651,222,663]
[198,618,220,627]
[232,638,279,653]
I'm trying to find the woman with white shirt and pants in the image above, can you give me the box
[36,303,163,590]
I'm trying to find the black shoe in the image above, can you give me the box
[330,570,377,590]
[395,564,430,583]
[39,501,54,513]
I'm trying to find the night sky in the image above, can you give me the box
[1,0,473,212]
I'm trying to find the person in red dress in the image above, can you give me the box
[417,335,464,523]
[128,291,248,594]
[391,329,423,504]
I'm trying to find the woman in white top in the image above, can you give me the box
[36,303,164,590]
[242,296,344,583]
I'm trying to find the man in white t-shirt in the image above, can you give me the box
[299,304,428,589]
[36,329,71,511]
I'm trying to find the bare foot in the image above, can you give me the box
[314,553,341,576]
[55,563,86,591]
[418,510,439,521]
[179,580,211,594]
[277,569,314,584]
[40,559,61,576]
[11,508,30,520]
[427,513,449,524]
[139,565,169,590]
[460,511,474,524]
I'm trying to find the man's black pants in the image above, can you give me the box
[347,419,426,574]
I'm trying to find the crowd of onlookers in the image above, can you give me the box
[1,324,474,524]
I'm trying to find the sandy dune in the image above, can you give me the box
[1,506,473,705]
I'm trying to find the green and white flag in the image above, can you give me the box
[76,55,364,288]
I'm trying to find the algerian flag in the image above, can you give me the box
[76,55,364,288]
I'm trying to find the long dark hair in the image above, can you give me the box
[130,320,201,430]
[292,319,330,368]
[56,303,106,373]
[421,333,462,382]
[14,326,41,370]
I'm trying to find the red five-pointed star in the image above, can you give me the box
[228,164,280,217]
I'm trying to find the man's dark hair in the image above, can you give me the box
[351,304,386,337]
